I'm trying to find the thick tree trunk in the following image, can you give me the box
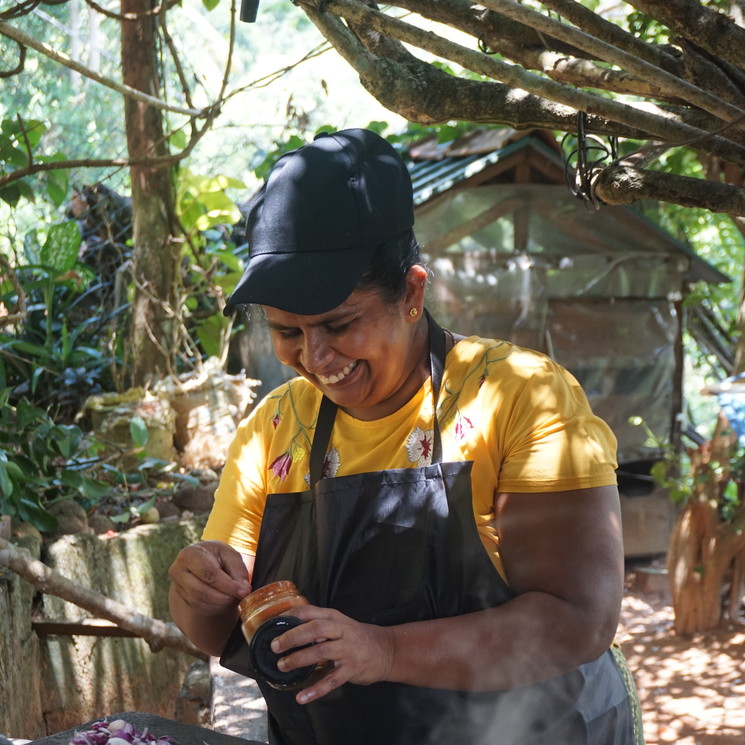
[121,0,180,386]
[667,413,745,634]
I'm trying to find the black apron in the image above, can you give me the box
[221,314,637,745]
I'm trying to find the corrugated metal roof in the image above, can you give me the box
[408,137,561,206]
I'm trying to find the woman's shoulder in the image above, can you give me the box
[448,335,555,380]
[237,376,321,435]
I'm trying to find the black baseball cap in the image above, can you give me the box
[224,128,414,316]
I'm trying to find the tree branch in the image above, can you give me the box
[477,0,745,129]
[82,0,181,22]
[303,5,646,135]
[594,164,745,216]
[319,0,745,166]
[386,0,683,102]
[626,0,745,70]
[0,537,205,659]
[0,21,205,118]
[540,0,679,72]
[0,38,25,77]
[386,0,587,58]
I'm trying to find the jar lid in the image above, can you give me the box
[249,616,317,690]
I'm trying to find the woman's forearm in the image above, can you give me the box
[384,590,619,691]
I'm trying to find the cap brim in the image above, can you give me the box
[224,244,377,316]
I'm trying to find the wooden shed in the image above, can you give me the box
[408,127,729,557]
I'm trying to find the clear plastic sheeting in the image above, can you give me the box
[418,183,686,465]
[547,299,677,464]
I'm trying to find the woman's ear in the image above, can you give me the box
[403,264,428,319]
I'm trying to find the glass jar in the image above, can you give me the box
[238,580,310,642]
[238,580,328,691]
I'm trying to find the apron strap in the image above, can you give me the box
[427,309,445,465]
[309,308,447,486]
[310,394,339,486]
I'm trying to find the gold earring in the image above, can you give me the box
[409,307,419,317]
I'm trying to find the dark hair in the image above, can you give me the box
[356,229,421,304]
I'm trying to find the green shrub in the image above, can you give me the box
[0,388,109,531]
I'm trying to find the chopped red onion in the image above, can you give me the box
[68,718,178,745]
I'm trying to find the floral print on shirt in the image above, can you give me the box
[406,427,434,467]
[265,382,317,482]
[304,447,341,485]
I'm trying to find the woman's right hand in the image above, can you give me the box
[168,539,251,615]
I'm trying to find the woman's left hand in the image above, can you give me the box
[269,605,394,704]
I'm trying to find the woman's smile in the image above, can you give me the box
[316,360,360,386]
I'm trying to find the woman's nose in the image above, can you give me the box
[301,329,333,372]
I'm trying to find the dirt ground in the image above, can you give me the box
[618,563,745,745]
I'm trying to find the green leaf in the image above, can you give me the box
[23,230,42,264]
[77,475,111,500]
[170,129,188,149]
[46,180,68,207]
[109,512,132,523]
[40,221,82,274]
[30,367,45,394]
[0,451,14,497]
[1,145,30,168]
[136,495,157,513]
[213,249,242,272]
[61,470,110,500]
[170,471,200,488]
[129,416,149,448]
[195,314,227,358]
[17,119,46,150]
[69,261,97,286]
[18,498,57,532]
[0,183,21,207]
[55,424,84,459]
[16,399,46,428]
[137,456,169,471]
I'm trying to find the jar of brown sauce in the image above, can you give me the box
[239,580,329,690]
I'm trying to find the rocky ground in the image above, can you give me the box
[618,563,745,745]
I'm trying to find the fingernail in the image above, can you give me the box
[276,657,286,671]
[297,689,315,704]
[271,639,281,653]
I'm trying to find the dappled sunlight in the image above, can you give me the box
[618,577,745,744]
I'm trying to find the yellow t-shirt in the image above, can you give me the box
[203,336,618,577]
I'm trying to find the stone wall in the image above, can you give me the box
[0,531,45,739]
[0,516,207,739]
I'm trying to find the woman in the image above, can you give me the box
[168,129,641,745]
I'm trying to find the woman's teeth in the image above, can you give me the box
[318,360,358,385]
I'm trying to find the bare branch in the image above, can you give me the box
[0,38,25,77]
[0,157,128,189]
[0,537,206,659]
[387,0,586,57]
[319,0,745,166]
[477,0,745,129]
[594,164,745,216]
[539,0,679,72]
[626,0,745,70]
[83,0,181,22]
[304,6,645,134]
[529,50,683,101]
[0,21,205,118]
